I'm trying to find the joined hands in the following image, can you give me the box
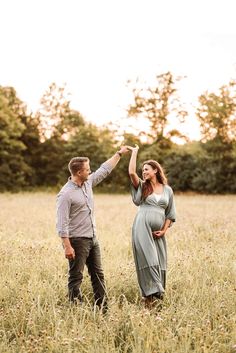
[117,144,139,155]
[126,144,139,152]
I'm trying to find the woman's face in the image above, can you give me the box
[142,164,157,181]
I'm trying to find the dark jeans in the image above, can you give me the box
[68,237,107,307]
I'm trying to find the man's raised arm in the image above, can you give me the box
[89,146,129,187]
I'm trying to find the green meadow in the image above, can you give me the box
[0,193,235,353]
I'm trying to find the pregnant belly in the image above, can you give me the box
[141,208,165,231]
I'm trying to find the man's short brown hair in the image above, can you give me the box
[68,157,89,175]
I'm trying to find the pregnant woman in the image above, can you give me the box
[127,145,176,307]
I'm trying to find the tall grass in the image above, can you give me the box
[0,193,235,353]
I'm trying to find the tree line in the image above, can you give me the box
[1,72,236,193]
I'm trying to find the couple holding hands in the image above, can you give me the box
[56,145,176,309]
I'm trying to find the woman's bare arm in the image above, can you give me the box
[128,145,140,188]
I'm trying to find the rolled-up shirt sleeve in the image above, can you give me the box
[89,161,113,187]
[56,191,71,237]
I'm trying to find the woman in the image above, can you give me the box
[128,145,176,306]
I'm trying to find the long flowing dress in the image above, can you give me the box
[131,180,176,297]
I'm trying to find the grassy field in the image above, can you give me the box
[0,192,235,353]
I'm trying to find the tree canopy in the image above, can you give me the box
[1,75,236,194]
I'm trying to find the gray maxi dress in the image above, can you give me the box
[131,180,176,297]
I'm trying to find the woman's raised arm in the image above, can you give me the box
[127,145,140,189]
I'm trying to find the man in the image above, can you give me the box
[56,147,128,310]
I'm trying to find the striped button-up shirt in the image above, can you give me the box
[56,161,113,238]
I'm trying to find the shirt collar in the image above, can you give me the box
[68,176,79,187]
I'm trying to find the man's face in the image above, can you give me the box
[78,161,91,182]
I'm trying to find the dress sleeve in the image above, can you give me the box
[165,188,176,223]
[131,179,143,206]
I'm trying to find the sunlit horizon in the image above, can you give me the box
[1,0,236,142]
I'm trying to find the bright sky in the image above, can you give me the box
[1,0,236,140]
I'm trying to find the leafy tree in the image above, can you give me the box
[34,83,85,186]
[197,80,236,143]
[36,82,84,140]
[65,124,114,167]
[20,113,42,186]
[164,151,198,191]
[190,140,236,194]
[138,138,173,165]
[127,72,187,143]
[0,87,29,190]
[0,86,45,186]
[194,80,236,193]
[35,137,67,186]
